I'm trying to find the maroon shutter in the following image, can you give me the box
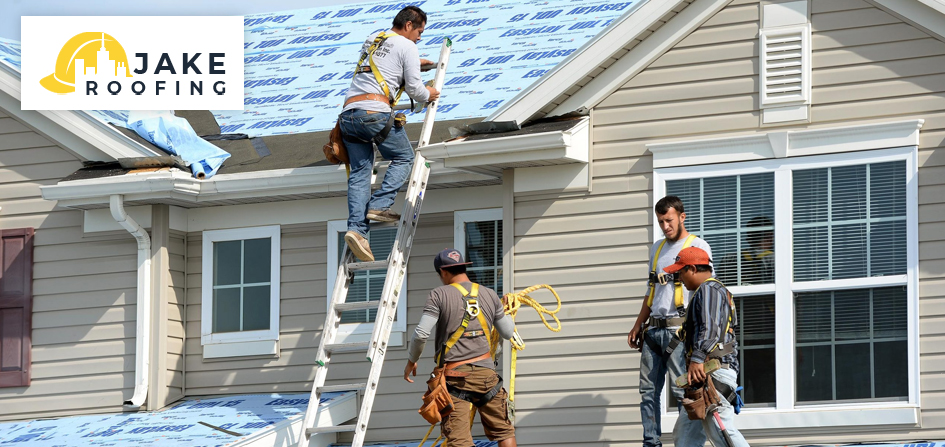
[0,228,33,388]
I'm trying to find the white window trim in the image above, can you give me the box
[653,145,920,429]
[454,208,503,257]
[201,225,281,359]
[326,220,406,346]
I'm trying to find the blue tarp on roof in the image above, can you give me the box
[0,392,346,446]
[213,0,642,137]
[0,37,21,71]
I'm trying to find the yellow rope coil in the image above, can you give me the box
[503,284,563,331]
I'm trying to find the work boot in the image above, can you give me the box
[367,209,400,222]
[345,231,374,262]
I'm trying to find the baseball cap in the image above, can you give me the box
[433,248,473,271]
[663,246,712,274]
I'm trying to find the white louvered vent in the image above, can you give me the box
[760,24,810,107]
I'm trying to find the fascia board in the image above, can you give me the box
[0,62,159,161]
[549,0,733,117]
[487,0,676,124]
[867,0,945,42]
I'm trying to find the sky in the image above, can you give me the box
[0,0,364,41]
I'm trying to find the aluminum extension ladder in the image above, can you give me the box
[296,37,452,447]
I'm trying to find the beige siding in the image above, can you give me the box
[183,215,463,443]
[0,112,139,421]
[503,0,945,444]
[166,230,186,402]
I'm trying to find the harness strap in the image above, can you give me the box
[436,283,493,365]
[647,234,697,315]
[447,376,504,407]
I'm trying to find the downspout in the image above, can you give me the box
[109,195,151,409]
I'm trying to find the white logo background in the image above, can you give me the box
[21,16,244,110]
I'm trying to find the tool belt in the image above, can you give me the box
[647,316,685,329]
[419,352,491,425]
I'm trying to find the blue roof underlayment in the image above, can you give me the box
[0,392,345,446]
[217,0,642,137]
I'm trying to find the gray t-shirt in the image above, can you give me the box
[342,30,430,113]
[644,235,713,320]
[422,282,504,369]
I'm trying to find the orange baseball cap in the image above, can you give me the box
[663,246,712,274]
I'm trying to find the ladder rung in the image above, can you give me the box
[325,341,371,353]
[347,260,389,272]
[318,382,367,393]
[334,301,379,313]
[306,424,359,435]
[392,103,412,110]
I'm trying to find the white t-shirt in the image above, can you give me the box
[342,30,430,113]
[643,235,713,319]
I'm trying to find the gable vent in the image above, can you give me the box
[760,24,810,107]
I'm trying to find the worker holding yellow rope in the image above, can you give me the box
[404,248,562,447]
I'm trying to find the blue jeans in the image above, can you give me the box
[339,109,415,236]
[674,368,750,447]
[640,327,706,447]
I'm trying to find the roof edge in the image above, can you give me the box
[486,0,676,124]
[0,57,160,162]
[866,0,945,43]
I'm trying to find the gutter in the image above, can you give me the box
[110,195,152,409]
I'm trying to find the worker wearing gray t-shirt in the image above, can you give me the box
[405,249,517,447]
[628,196,710,447]
[340,6,440,263]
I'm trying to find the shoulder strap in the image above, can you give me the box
[646,239,668,307]
[352,31,405,107]
[436,283,487,365]
[672,234,698,312]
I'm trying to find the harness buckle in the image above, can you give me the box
[465,301,480,318]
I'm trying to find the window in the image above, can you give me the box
[201,226,280,359]
[657,146,918,423]
[327,221,407,345]
[454,209,503,296]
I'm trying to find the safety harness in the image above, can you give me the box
[434,283,503,407]
[647,234,697,321]
[348,31,408,146]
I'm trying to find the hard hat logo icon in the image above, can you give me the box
[40,32,132,94]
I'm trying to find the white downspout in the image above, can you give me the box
[110,195,151,409]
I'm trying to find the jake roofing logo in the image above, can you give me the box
[41,32,132,94]
[21,16,243,111]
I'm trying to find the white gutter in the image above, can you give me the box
[40,162,497,206]
[420,117,590,168]
[110,195,152,409]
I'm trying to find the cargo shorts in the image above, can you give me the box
[442,364,515,447]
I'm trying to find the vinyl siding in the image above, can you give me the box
[0,112,138,421]
[508,0,945,444]
[166,230,186,402]
[183,214,466,443]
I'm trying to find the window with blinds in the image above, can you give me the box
[662,154,912,407]
[336,228,397,324]
[667,172,775,287]
[464,220,503,296]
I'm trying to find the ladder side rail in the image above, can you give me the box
[417,38,453,148]
[297,250,355,447]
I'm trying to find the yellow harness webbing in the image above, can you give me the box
[647,234,697,311]
[352,31,405,107]
[434,283,492,365]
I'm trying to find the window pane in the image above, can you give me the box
[243,238,271,284]
[214,240,242,286]
[213,288,241,333]
[666,173,774,287]
[736,295,776,405]
[243,285,271,331]
[795,287,908,403]
[465,220,503,296]
[793,162,906,281]
[337,228,396,324]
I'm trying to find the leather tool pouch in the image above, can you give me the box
[323,119,349,164]
[419,367,454,425]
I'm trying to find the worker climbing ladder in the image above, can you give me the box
[295,37,452,447]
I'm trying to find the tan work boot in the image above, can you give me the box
[344,231,374,262]
[367,209,400,222]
